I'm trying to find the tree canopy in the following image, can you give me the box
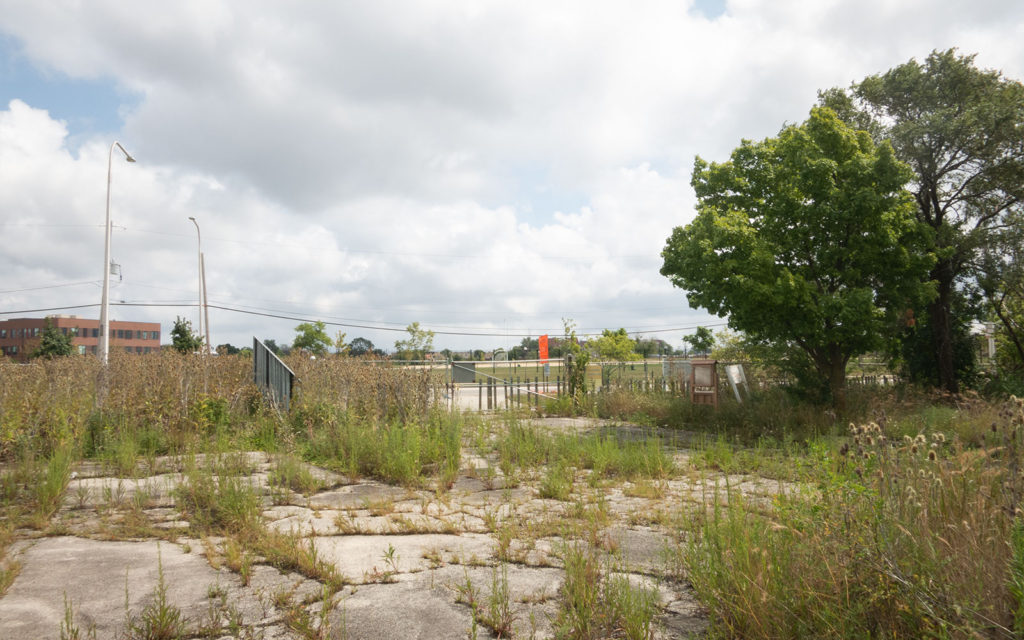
[820,49,1024,392]
[171,317,204,354]
[661,107,934,407]
[590,328,641,362]
[394,322,435,360]
[683,327,715,357]
[30,320,74,359]
[349,337,376,357]
[292,321,332,356]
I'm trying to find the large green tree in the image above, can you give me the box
[30,320,74,359]
[820,49,1024,393]
[683,326,715,357]
[349,337,375,357]
[661,107,934,408]
[590,328,641,362]
[394,322,435,360]
[171,317,203,354]
[292,321,332,356]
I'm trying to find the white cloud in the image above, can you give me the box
[1,1,1022,352]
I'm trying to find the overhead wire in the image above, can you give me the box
[0,301,726,338]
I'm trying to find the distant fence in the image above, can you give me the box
[253,337,296,412]
[443,356,897,411]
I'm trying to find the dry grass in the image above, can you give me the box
[682,395,1024,638]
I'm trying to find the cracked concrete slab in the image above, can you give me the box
[313,533,497,581]
[0,423,807,638]
[0,537,243,639]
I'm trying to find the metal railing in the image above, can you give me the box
[253,337,296,412]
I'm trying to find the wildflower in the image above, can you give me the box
[992,422,999,433]
[903,435,913,444]
[866,436,875,446]
[928,450,937,461]
[848,422,857,434]
[914,434,926,444]
[911,444,918,454]
[853,435,860,445]
[932,432,945,444]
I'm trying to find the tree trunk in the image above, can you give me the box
[828,355,847,413]
[993,303,1024,369]
[930,259,959,394]
[813,346,848,412]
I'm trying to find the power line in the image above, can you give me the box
[0,301,726,338]
[0,281,98,294]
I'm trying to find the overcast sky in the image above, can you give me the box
[2,1,1023,354]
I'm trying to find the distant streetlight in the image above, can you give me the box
[188,216,203,350]
[188,217,212,353]
[99,141,135,365]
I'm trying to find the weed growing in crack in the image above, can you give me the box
[59,592,97,640]
[539,461,573,501]
[269,454,324,497]
[480,563,516,638]
[554,542,659,640]
[122,545,186,640]
[284,584,336,640]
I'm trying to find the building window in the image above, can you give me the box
[70,327,78,336]
[92,328,99,338]
[78,345,86,355]
[124,346,131,353]
[10,346,17,354]
[0,329,6,338]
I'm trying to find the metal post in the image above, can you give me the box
[99,141,135,365]
[188,217,203,350]
[201,252,211,352]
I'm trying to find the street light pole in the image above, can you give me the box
[99,141,135,365]
[188,216,204,352]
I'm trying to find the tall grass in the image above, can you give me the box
[496,420,673,482]
[1,353,449,460]
[300,404,462,486]
[682,396,1024,638]
[555,542,660,640]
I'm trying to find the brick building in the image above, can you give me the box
[0,315,161,362]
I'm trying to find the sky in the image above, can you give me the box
[1,1,1023,355]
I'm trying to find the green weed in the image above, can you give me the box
[539,461,573,501]
[122,546,186,640]
[682,402,1024,638]
[554,542,659,639]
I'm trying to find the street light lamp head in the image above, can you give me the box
[114,141,135,163]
